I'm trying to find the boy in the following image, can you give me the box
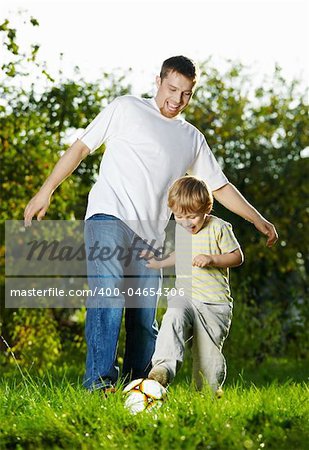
[144,176,244,393]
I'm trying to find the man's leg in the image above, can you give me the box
[123,305,158,381]
[83,215,131,391]
[84,306,123,390]
[122,247,161,381]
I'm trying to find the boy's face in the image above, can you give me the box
[155,70,195,118]
[173,209,207,234]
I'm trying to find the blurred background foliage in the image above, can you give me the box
[0,15,308,377]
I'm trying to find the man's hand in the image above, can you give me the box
[253,216,278,247]
[23,139,90,227]
[192,254,213,268]
[213,183,279,247]
[24,191,51,227]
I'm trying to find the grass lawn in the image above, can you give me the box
[1,358,308,450]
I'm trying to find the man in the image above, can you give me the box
[24,56,278,392]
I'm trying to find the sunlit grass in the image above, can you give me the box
[1,369,308,450]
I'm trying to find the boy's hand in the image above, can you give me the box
[192,254,213,268]
[139,250,162,270]
[145,259,163,270]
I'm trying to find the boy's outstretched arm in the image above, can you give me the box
[24,139,90,226]
[213,183,278,247]
[142,251,176,270]
[192,248,244,269]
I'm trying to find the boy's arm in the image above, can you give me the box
[213,183,278,247]
[24,139,90,226]
[143,251,176,270]
[192,248,244,269]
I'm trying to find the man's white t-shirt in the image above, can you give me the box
[79,95,228,248]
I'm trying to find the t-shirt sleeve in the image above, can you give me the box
[78,97,121,154]
[187,137,228,191]
[218,222,241,254]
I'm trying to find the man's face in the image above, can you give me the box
[155,70,196,118]
[173,209,206,235]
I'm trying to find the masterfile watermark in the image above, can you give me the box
[5,220,166,276]
[25,237,162,266]
[5,219,190,308]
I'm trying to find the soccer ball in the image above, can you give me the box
[123,378,167,414]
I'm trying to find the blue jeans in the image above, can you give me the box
[83,214,161,390]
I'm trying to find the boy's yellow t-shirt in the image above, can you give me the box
[175,215,240,303]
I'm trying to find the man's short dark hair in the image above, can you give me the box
[160,56,199,82]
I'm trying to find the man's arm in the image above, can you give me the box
[24,139,90,226]
[213,183,278,247]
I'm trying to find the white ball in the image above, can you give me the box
[123,378,167,414]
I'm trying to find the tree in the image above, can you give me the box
[1,16,308,370]
[186,61,309,361]
[0,15,132,368]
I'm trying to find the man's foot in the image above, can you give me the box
[102,386,116,397]
[215,387,224,399]
[148,366,169,387]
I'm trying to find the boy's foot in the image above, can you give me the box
[215,387,224,399]
[148,366,169,387]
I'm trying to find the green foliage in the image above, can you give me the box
[9,309,62,372]
[1,15,308,370]
[0,14,131,367]
[185,60,309,362]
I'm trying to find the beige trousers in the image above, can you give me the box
[152,295,233,391]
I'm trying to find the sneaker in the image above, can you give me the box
[215,387,224,399]
[148,366,169,387]
[102,386,116,397]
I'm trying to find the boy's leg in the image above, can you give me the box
[191,301,233,391]
[150,295,194,383]
[83,215,130,391]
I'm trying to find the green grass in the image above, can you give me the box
[1,366,308,450]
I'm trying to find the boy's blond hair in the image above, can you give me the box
[168,176,213,214]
